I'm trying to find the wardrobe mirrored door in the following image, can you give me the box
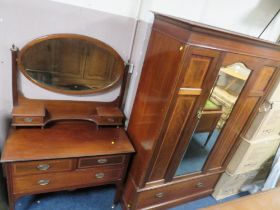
[175,63,252,176]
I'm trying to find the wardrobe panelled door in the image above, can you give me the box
[126,29,186,186]
[149,47,222,181]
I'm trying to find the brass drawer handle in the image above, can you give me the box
[38,179,50,186]
[107,118,115,122]
[24,117,33,123]
[37,164,50,171]
[95,172,105,179]
[97,159,108,164]
[196,182,204,188]
[155,192,164,198]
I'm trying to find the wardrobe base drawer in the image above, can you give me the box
[137,174,220,209]
[13,166,123,194]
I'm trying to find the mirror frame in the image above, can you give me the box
[17,34,125,95]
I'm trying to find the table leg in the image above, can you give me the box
[112,181,124,208]
[8,194,15,210]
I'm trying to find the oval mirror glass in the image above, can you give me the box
[18,34,124,94]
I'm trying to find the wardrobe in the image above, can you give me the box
[122,13,280,209]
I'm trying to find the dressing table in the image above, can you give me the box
[1,34,134,210]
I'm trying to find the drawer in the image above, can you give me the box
[12,159,75,176]
[78,155,125,168]
[95,106,124,125]
[12,105,46,126]
[98,116,123,125]
[12,116,44,126]
[13,166,123,194]
[137,174,220,209]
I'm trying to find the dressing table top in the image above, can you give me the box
[1,122,134,162]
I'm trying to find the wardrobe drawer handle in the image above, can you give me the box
[37,164,50,171]
[38,179,50,186]
[196,182,204,188]
[97,159,108,164]
[24,117,33,123]
[155,192,164,198]
[95,173,105,179]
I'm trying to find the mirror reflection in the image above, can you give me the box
[20,37,123,93]
[176,63,251,176]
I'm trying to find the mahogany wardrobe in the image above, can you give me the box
[122,13,280,209]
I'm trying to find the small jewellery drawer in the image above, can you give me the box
[98,117,123,125]
[12,116,44,126]
[13,166,123,194]
[95,106,124,125]
[12,159,74,176]
[78,155,125,168]
[12,105,46,127]
[137,173,220,209]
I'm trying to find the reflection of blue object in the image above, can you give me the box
[176,130,220,176]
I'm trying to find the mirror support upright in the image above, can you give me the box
[11,44,19,106]
[120,63,133,110]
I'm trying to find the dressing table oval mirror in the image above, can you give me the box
[18,34,124,95]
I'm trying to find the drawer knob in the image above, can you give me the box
[196,182,204,188]
[37,164,50,171]
[38,179,50,186]
[24,117,33,123]
[155,192,164,198]
[95,172,105,179]
[97,159,108,164]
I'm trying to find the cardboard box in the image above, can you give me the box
[268,80,280,103]
[244,102,280,141]
[212,166,270,200]
[227,137,280,175]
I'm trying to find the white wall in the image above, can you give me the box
[51,0,141,19]
[139,0,280,40]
